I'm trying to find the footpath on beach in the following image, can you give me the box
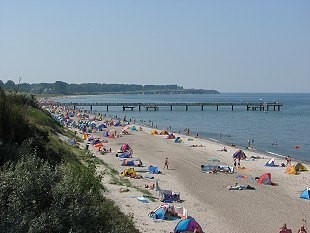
[43,103,310,233]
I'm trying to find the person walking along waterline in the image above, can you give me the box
[163,157,169,170]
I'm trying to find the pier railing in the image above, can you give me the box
[43,101,283,112]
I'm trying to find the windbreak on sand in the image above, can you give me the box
[257,173,272,185]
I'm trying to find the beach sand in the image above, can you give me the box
[54,108,309,233]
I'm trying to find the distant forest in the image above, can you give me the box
[0,80,219,95]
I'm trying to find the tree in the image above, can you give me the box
[54,81,68,94]
[5,80,15,90]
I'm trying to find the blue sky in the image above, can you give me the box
[0,0,309,92]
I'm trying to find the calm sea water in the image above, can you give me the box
[57,93,310,162]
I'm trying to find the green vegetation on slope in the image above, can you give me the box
[0,88,138,233]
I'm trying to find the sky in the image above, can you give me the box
[0,0,309,93]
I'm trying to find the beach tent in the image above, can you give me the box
[174,217,203,233]
[121,143,130,151]
[295,163,308,172]
[300,188,310,200]
[160,129,168,135]
[121,167,136,177]
[119,151,132,158]
[257,173,272,185]
[151,129,158,135]
[92,138,100,145]
[149,204,176,220]
[121,159,135,166]
[90,121,97,127]
[87,135,94,141]
[166,133,175,139]
[285,166,298,175]
[114,121,121,126]
[265,158,276,167]
[131,125,137,131]
[97,123,107,130]
[148,165,159,174]
[103,131,109,137]
[174,137,182,143]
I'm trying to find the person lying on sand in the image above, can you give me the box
[190,144,204,147]
[208,167,218,174]
[144,183,155,190]
[218,147,228,152]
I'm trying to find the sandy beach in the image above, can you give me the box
[50,107,310,233]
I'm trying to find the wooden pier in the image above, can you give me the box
[47,101,283,112]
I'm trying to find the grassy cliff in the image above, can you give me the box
[0,88,138,233]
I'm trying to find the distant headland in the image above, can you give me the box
[0,80,219,95]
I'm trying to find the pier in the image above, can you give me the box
[48,101,283,112]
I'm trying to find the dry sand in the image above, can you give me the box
[55,108,309,233]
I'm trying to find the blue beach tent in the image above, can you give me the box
[265,158,276,167]
[174,217,203,233]
[149,204,177,220]
[119,151,132,158]
[300,188,310,200]
[148,165,159,174]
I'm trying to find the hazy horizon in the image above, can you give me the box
[1,1,309,93]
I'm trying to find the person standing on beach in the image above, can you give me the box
[285,156,292,166]
[164,158,169,170]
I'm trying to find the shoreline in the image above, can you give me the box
[50,93,309,164]
[138,120,309,166]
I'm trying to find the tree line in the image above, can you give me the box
[0,80,219,95]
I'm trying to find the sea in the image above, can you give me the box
[56,93,310,163]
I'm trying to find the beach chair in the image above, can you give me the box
[159,190,181,202]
